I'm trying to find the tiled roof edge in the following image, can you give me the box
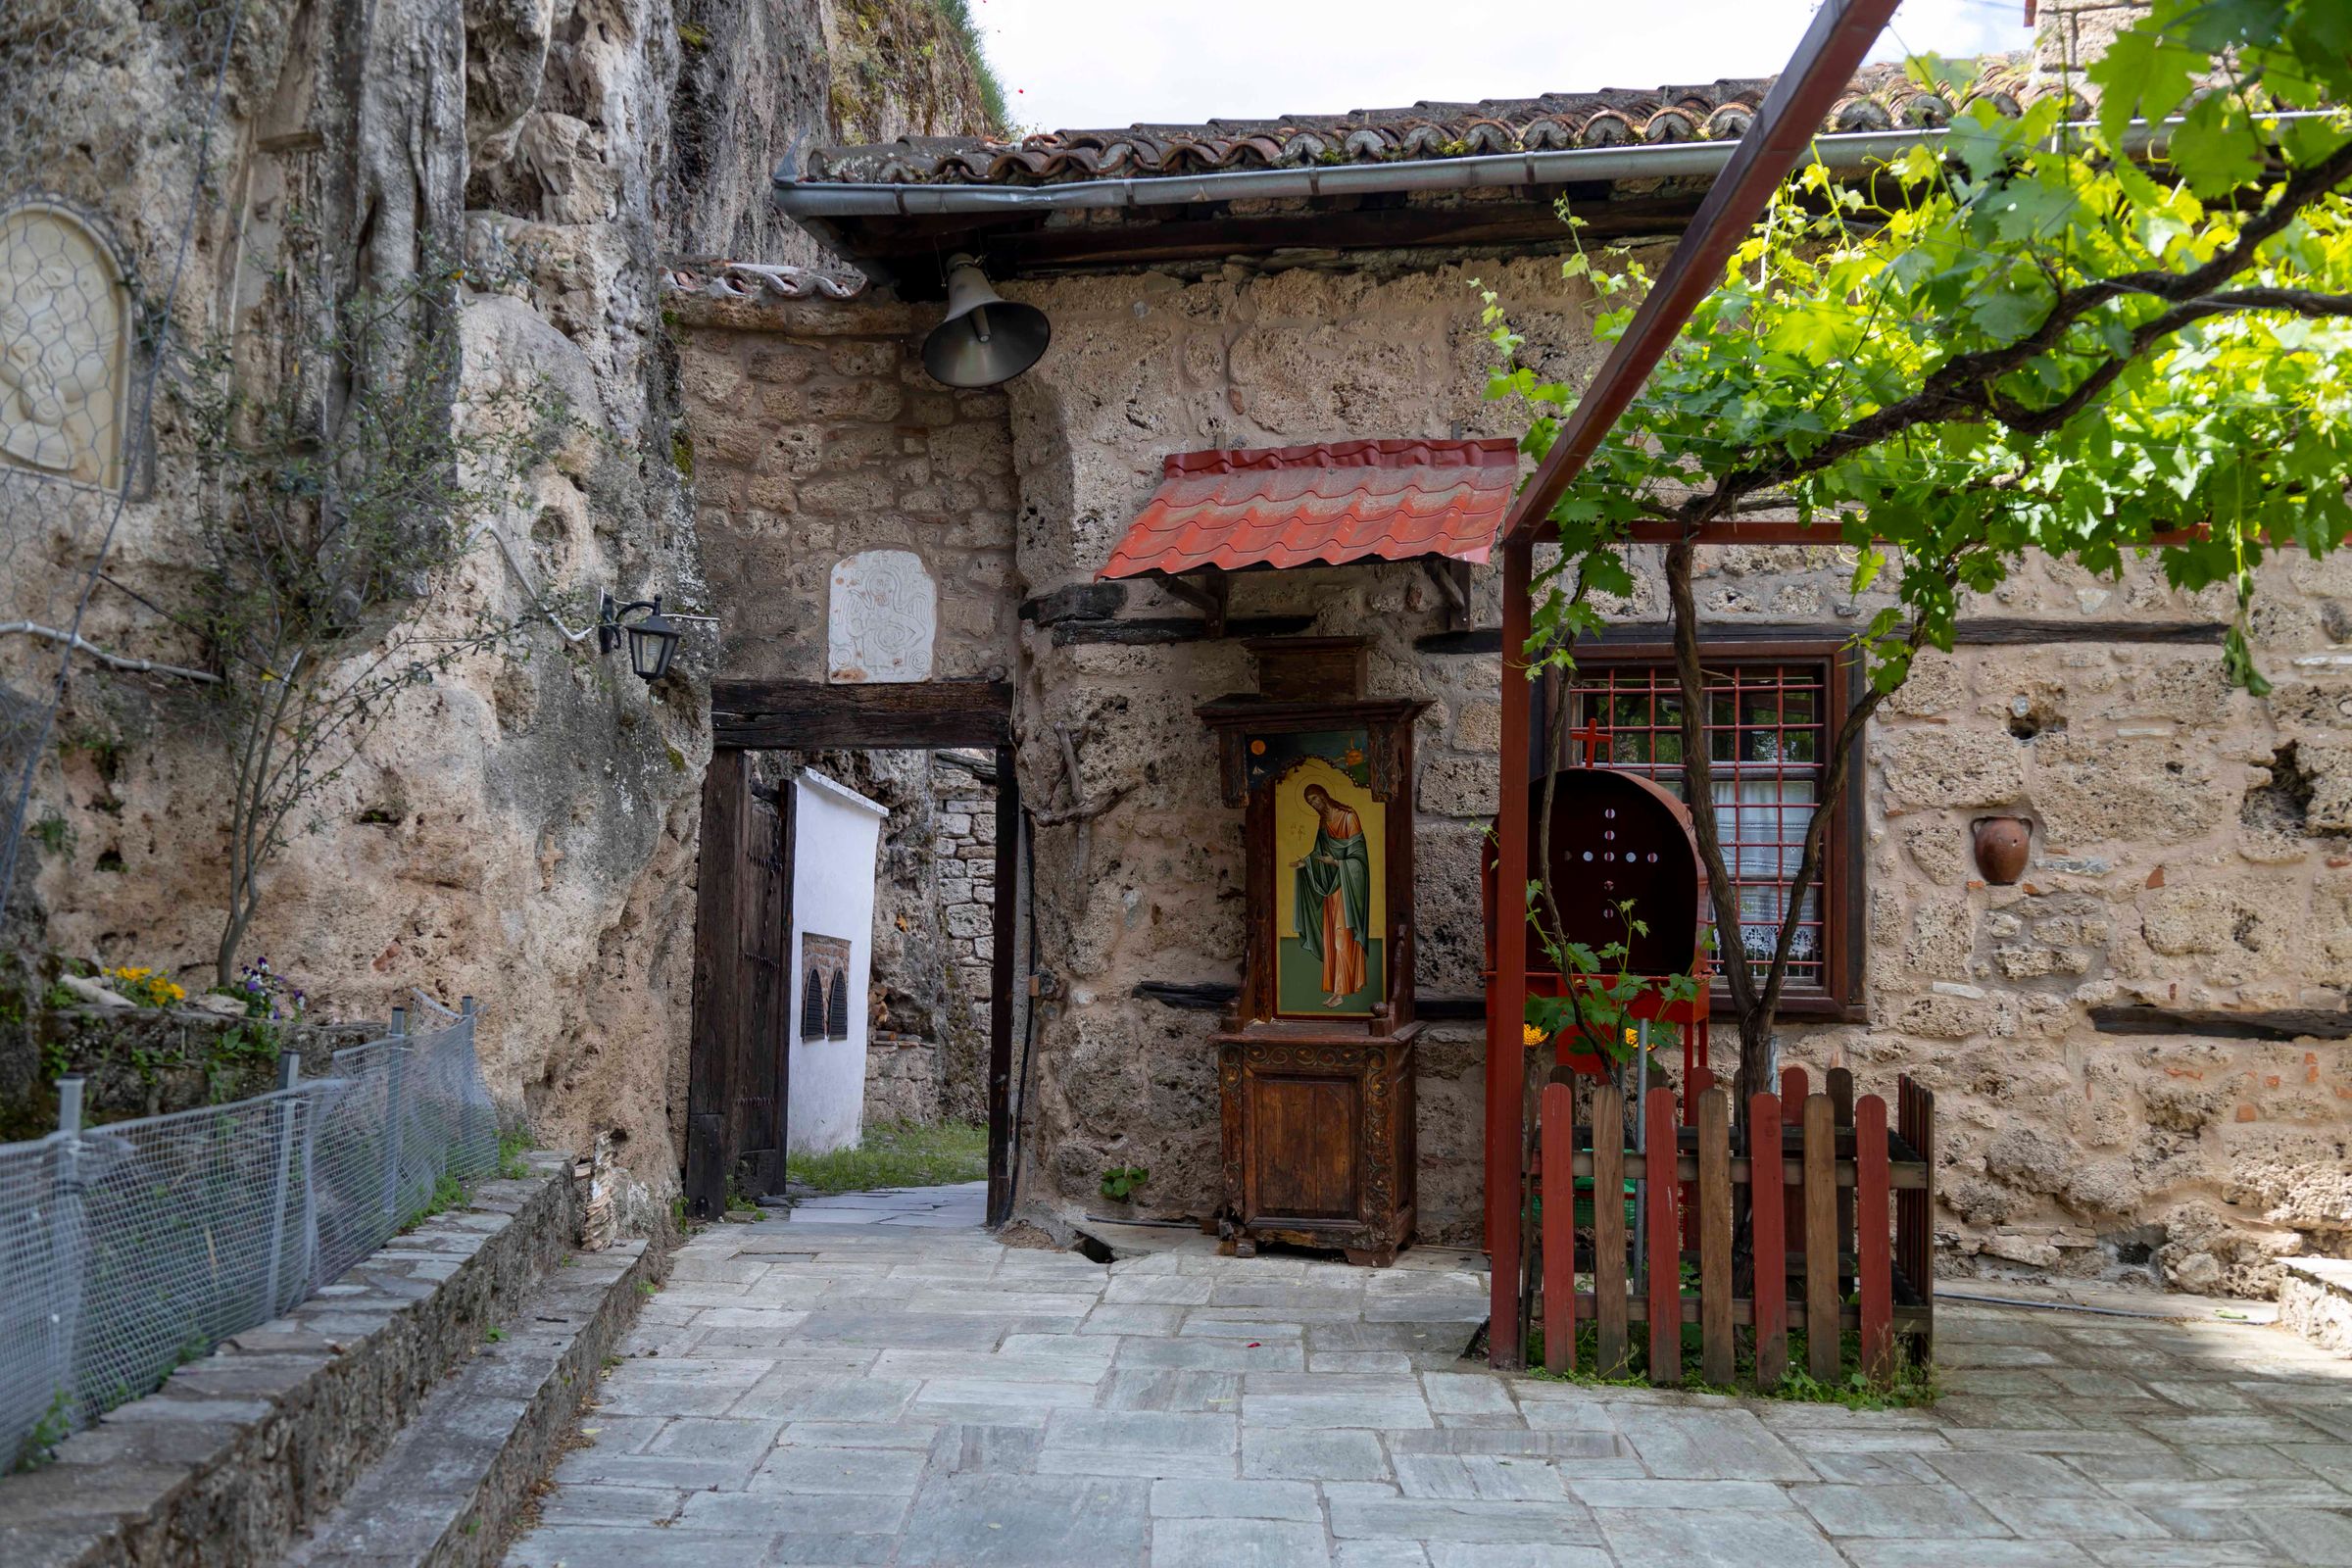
[662,259,871,302]
[798,57,2052,187]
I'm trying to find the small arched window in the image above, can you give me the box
[802,969,827,1039]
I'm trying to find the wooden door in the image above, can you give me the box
[686,752,792,1218]
[1247,1070,1362,1222]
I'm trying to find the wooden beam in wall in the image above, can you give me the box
[711,678,1013,751]
[1051,614,1316,648]
[1416,619,2232,656]
[1134,980,1485,1021]
[2090,1005,2352,1042]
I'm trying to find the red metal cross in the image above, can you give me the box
[1570,717,1610,766]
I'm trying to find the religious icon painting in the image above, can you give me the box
[1260,730,1386,1018]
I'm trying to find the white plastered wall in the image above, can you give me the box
[787,768,890,1154]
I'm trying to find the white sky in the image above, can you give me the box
[963,0,2034,135]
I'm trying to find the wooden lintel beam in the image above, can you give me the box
[711,678,1013,751]
[2090,1004,2352,1042]
[824,194,1712,281]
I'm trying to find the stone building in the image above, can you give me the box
[7,0,2345,1299]
[668,32,2352,1295]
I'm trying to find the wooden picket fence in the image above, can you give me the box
[1535,1066,1935,1389]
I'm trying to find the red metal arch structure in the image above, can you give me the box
[1482,0,1903,1368]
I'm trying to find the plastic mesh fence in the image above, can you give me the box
[0,1012,495,1468]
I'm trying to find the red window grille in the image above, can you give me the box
[1569,662,1831,990]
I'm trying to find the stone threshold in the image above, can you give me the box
[284,1239,659,1567]
[2278,1257,2352,1357]
[0,1151,654,1567]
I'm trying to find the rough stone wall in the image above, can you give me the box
[864,1028,942,1125]
[666,0,996,264]
[994,256,1609,1249]
[988,254,2352,1288]
[7,0,991,1229]
[673,291,1020,685]
[670,246,2352,1289]
[930,750,996,1123]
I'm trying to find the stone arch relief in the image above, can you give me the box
[0,200,131,491]
[827,548,937,684]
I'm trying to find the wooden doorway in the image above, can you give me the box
[684,753,791,1214]
[686,678,1020,1225]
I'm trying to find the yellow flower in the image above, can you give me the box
[1522,1023,1547,1048]
[1623,1026,1637,1046]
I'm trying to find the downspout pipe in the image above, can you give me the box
[769,115,2249,222]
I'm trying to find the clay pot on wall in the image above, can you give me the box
[1972,816,2032,885]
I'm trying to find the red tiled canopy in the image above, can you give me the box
[1098,438,1517,580]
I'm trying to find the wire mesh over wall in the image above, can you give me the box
[0,1007,496,1468]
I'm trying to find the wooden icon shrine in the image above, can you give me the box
[1198,638,1428,1265]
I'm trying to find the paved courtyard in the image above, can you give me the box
[509,1191,2352,1567]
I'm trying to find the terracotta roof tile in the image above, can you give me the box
[662,260,869,301]
[1099,438,1517,581]
[799,59,2054,187]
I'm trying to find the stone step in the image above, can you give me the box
[2278,1257,2352,1356]
[281,1239,658,1568]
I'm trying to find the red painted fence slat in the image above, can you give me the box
[1682,1063,1713,1253]
[1856,1093,1893,1384]
[1593,1083,1630,1378]
[1644,1087,1681,1385]
[1803,1093,1839,1383]
[1541,1081,1575,1374]
[1780,1064,1808,1271]
[1748,1090,1787,1388]
[1696,1087,1734,1386]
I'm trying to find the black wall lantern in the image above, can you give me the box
[599,593,683,682]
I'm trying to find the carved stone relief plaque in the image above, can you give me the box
[0,202,129,490]
[827,549,936,684]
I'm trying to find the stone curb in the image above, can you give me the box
[0,1152,581,1567]
[284,1236,662,1567]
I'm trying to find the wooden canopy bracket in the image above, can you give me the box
[1422,558,1472,633]
[1157,569,1230,637]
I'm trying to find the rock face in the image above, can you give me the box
[675,245,2352,1292]
[3,0,993,1227]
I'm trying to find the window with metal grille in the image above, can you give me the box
[1563,644,1862,1014]
[826,968,850,1039]
[802,970,828,1040]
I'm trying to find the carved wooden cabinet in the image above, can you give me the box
[1199,639,1426,1265]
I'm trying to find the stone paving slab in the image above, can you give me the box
[510,1189,2352,1566]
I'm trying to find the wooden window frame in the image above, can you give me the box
[1544,633,1867,1023]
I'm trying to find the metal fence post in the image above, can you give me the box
[458,996,486,1177]
[380,1007,408,1222]
[294,1071,323,1297]
[51,1076,86,1423]
[261,1052,301,1319]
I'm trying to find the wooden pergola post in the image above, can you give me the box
[1480,0,1902,1369]
[1486,534,1534,1366]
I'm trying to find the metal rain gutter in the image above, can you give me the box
[772,128,1940,219]
[767,111,2309,222]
